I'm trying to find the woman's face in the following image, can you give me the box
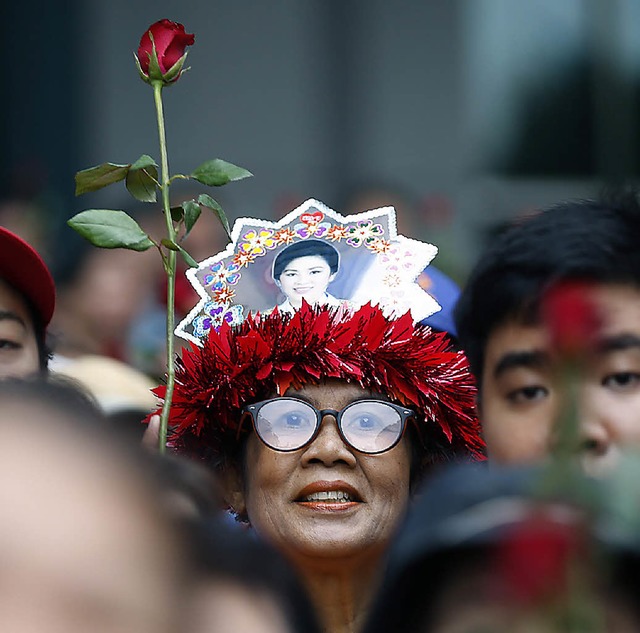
[237,380,412,564]
[277,255,335,308]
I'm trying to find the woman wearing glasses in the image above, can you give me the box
[162,301,484,633]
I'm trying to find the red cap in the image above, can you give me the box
[0,227,55,326]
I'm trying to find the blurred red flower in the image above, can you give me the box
[496,511,587,606]
[542,281,602,357]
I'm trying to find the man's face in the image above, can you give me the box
[479,283,640,473]
[0,279,39,377]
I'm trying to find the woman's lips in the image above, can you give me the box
[294,481,362,510]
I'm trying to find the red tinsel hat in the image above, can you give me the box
[160,200,485,463]
[158,302,484,462]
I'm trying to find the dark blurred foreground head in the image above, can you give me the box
[365,462,640,633]
[185,518,322,633]
[0,375,192,633]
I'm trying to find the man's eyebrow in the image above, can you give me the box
[493,350,549,379]
[597,334,640,354]
[0,310,26,330]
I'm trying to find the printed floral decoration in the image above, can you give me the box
[178,199,441,344]
[193,301,245,337]
[345,220,384,247]
[294,211,331,238]
[203,261,241,290]
[239,229,278,256]
[273,228,297,245]
[326,224,349,242]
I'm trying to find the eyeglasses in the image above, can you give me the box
[241,397,415,454]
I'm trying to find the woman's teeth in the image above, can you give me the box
[303,491,353,502]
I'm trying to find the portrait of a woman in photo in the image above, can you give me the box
[271,240,342,313]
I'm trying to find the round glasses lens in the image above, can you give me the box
[255,399,317,450]
[341,401,403,453]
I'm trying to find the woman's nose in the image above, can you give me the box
[300,415,357,468]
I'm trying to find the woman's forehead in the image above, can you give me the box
[281,380,387,406]
[282,255,329,272]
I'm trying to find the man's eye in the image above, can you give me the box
[602,372,640,391]
[0,339,20,351]
[506,385,549,404]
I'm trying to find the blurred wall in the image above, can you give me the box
[4,0,640,277]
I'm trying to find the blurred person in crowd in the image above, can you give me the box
[0,198,51,262]
[127,192,232,379]
[53,353,159,441]
[0,375,192,633]
[145,451,224,520]
[52,244,157,361]
[0,227,55,376]
[186,518,322,633]
[365,463,640,633]
[455,191,640,473]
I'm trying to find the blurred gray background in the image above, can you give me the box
[3,0,640,281]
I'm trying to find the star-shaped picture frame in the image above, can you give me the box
[176,199,441,345]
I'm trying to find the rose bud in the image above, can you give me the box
[541,280,603,358]
[135,19,195,85]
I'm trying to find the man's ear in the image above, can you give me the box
[220,464,247,519]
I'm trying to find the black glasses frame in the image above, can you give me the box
[241,397,415,455]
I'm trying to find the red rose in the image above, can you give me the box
[136,19,195,84]
[542,281,602,357]
[495,512,587,606]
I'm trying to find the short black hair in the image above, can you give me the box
[27,299,52,372]
[272,240,340,280]
[455,191,640,385]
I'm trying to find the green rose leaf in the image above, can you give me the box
[161,238,180,251]
[130,154,158,171]
[68,209,154,251]
[182,199,201,236]
[170,205,184,222]
[127,154,158,202]
[75,163,130,196]
[191,159,252,187]
[126,165,158,203]
[198,193,231,239]
[177,244,199,268]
